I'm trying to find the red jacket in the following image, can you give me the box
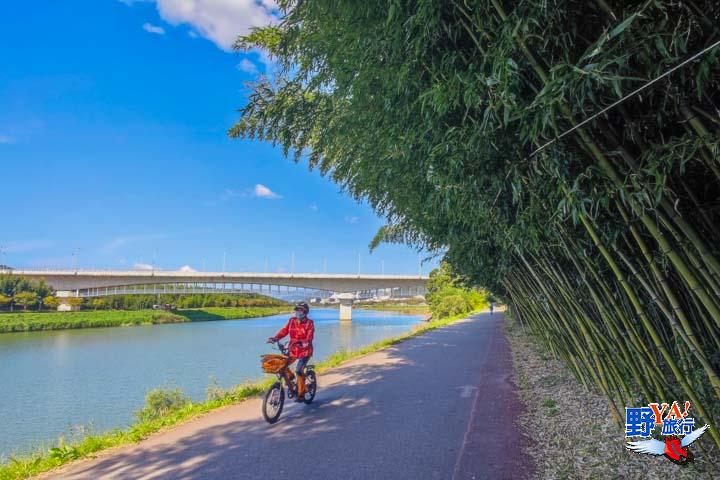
[274,316,314,358]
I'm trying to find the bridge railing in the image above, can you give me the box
[75,283,426,299]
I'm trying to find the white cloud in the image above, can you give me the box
[237,58,258,74]
[179,265,196,272]
[120,1,277,70]
[253,183,281,199]
[155,0,277,51]
[133,262,155,271]
[345,216,359,224]
[0,134,15,144]
[213,185,281,203]
[143,22,166,35]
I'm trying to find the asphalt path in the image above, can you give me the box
[46,312,534,479]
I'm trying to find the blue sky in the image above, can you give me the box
[0,0,436,275]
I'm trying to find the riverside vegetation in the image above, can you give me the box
[355,304,429,316]
[0,277,292,333]
[352,298,429,316]
[352,264,489,318]
[230,0,720,451]
[0,307,291,334]
[80,292,288,310]
[0,276,53,312]
[0,270,484,479]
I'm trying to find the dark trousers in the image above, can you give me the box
[295,356,310,376]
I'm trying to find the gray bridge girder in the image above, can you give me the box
[10,270,428,294]
[10,270,429,318]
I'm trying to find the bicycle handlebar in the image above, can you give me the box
[270,340,289,354]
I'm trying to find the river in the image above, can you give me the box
[0,308,422,459]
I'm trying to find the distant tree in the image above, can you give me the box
[0,276,17,296]
[426,263,459,298]
[34,280,53,299]
[0,275,56,310]
[66,297,83,308]
[14,291,38,311]
[43,296,60,310]
[90,298,107,310]
[0,276,25,309]
[425,264,486,319]
[0,293,11,309]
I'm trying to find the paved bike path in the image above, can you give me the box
[46,312,534,479]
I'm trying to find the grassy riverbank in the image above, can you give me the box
[0,308,483,480]
[0,307,290,333]
[354,303,430,316]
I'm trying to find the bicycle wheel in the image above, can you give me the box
[262,382,284,423]
[303,370,317,404]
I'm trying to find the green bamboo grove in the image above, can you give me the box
[229,1,720,447]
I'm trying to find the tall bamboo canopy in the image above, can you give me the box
[231,1,720,447]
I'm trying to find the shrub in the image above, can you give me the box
[43,296,60,309]
[134,388,191,423]
[205,377,226,402]
[426,264,488,319]
[13,292,38,311]
[0,294,11,308]
[432,294,469,318]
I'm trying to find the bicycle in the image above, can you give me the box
[260,340,317,424]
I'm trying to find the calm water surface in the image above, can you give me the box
[0,308,422,458]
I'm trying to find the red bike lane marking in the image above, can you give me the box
[452,316,535,480]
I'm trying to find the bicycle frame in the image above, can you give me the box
[269,341,313,397]
[262,340,317,423]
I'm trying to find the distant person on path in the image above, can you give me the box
[268,302,314,402]
[489,302,494,315]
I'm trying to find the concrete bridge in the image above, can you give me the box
[8,270,429,320]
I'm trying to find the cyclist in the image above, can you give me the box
[267,302,314,402]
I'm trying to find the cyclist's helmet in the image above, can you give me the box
[294,302,310,314]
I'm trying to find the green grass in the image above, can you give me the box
[173,307,290,323]
[354,304,430,315]
[0,308,482,480]
[0,307,291,333]
[542,397,559,417]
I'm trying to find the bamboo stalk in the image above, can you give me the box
[578,211,720,447]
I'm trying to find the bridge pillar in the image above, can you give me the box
[56,290,82,311]
[337,293,354,321]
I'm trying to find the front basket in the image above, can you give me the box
[261,354,289,373]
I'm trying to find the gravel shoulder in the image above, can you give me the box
[505,317,720,479]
